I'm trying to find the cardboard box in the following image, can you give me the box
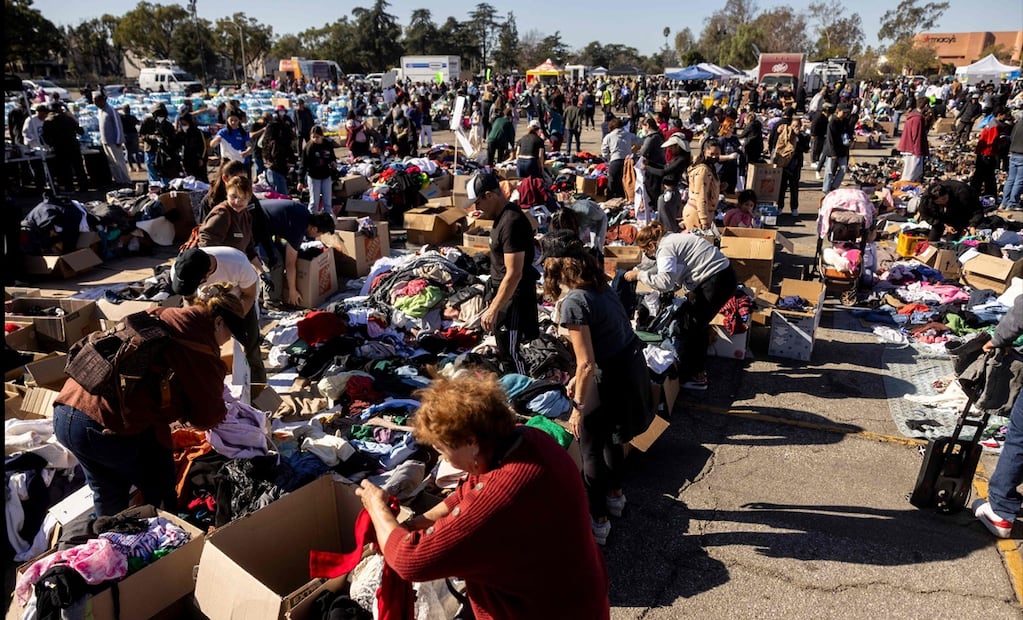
[5,383,27,420]
[404,206,467,246]
[746,163,783,203]
[419,181,442,200]
[271,97,292,110]
[75,230,101,250]
[328,222,390,279]
[10,510,204,620]
[576,176,601,197]
[295,249,339,309]
[456,245,490,257]
[194,476,363,620]
[345,199,387,221]
[915,245,960,280]
[5,324,39,353]
[767,279,827,362]
[631,415,670,452]
[5,287,42,302]
[960,254,1023,294]
[878,121,895,136]
[158,191,197,244]
[25,353,68,391]
[23,248,103,279]
[718,228,793,290]
[434,173,454,193]
[337,174,371,199]
[16,386,60,419]
[707,314,749,360]
[7,298,100,351]
[604,245,643,270]
[452,174,472,204]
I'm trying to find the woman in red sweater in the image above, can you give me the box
[357,374,611,620]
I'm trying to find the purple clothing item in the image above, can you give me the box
[16,538,127,604]
[205,387,269,459]
[100,517,191,562]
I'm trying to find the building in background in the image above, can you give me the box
[914,31,1023,67]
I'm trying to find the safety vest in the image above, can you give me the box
[602,89,612,106]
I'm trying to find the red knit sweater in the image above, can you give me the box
[383,427,610,620]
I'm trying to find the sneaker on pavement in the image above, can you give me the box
[607,494,627,518]
[814,171,821,181]
[973,499,1014,538]
[591,517,611,545]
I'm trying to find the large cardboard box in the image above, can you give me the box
[452,174,472,203]
[345,199,387,221]
[961,254,1023,294]
[404,206,468,246]
[194,476,363,620]
[768,279,826,362]
[707,314,749,360]
[10,511,204,620]
[23,248,103,279]
[295,249,339,309]
[746,163,783,203]
[915,245,960,280]
[7,298,100,352]
[326,222,390,279]
[25,353,68,391]
[604,245,643,271]
[5,324,39,353]
[719,228,793,289]
[576,176,602,197]
[158,190,197,244]
[337,174,372,199]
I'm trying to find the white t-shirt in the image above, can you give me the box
[203,246,258,290]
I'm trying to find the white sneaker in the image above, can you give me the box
[607,494,627,518]
[973,499,1015,538]
[814,171,821,181]
[591,517,611,545]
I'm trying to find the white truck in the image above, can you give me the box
[397,56,460,84]
[137,60,204,94]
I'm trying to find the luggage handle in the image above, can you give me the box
[948,397,991,445]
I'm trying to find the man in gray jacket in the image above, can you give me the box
[973,295,1023,538]
[95,93,131,185]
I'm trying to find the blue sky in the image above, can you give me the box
[32,0,1018,57]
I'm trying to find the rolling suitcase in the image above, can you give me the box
[909,397,992,513]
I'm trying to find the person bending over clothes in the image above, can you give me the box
[260,200,336,307]
[916,179,982,242]
[624,222,737,391]
[356,374,611,619]
[53,285,247,516]
[542,231,653,546]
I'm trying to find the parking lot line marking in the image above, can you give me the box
[972,468,1023,605]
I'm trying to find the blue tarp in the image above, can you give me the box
[664,66,716,81]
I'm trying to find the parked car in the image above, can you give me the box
[100,84,145,98]
[24,79,70,100]
[366,73,384,87]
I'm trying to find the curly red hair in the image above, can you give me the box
[413,374,517,453]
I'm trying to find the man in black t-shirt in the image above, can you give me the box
[467,172,539,374]
[261,200,335,306]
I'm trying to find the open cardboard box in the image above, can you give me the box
[337,174,371,199]
[295,249,340,309]
[960,254,1023,294]
[914,245,960,280]
[25,353,68,391]
[4,287,41,301]
[767,278,826,362]
[6,298,100,352]
[23,248,103,279]
[10,510,204,620]
[404,206,467,246]
[321,222,390,279]
[604,245,643,275]
[345,199,387,221]
[194,475,363,620]
[708,313,749,360]
[746,163,783,203]
[718,227,793,289]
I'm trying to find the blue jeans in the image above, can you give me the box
[892,110,903,136]
[989,390,1023,521]
[517,157,542,179]
[308,175,333,213]
[144,151,160,183]
[53,405,176,516]
[254,154,265,177]
[566,129,582,154]
[266,169,289,195]
[1001,153,1023,209]
[822,156,848,194]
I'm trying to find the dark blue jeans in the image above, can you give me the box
[517,157,542,179]
[989,391,1023,522]
[53,404,176,516]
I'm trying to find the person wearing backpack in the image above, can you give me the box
[170,246,265,382]
[54,285,247,516]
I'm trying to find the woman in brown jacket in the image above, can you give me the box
[682,140,722,233]
[198,175,255,256]
[53,285,247,516]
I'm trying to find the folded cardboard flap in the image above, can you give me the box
[4,287,42,301]
[24,248,103,278]
[18,387,59,419]
[631,415,670,452]
[5,383,28,420]
[194,476,362,620]
[26,354,68,391]
[338,174,371,199]
[721,227,794,252]
[5,324,39,353]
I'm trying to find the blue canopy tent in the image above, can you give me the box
[664,66,715,81]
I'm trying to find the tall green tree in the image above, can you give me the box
[64,17,123,79]
[271,34,305,60]
[213,13,273,80]
[674,27,696,64]
[753,6,811,55]
[878,0,950,44]
[171,17,218,78]
[468,3,500,71]
[808,0,864,58]
[403,9,439,55]
[436,17,476,68]
[350,0,403,72]
[697,0,759,66]
[492,11,520,72]
[113,2,190,66]
[5,0,66,72]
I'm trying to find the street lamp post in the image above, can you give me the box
[188,0,207,82]
[236,20,247,86]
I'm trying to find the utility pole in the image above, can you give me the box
[189,0,207,82]
[236,19,247,86]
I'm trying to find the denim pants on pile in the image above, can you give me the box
[822,156,848,194]
[52,404,176,517]
[1001,153,1023,209]
[307,176,333,213]
[988,391,1023,521]
[266,169,288,195]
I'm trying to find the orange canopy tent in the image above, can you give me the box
[526,59,564,84]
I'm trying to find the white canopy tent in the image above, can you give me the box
[696,62,734,78]
[955,54,1021,85]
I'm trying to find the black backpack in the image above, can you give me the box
[64,312,175,423]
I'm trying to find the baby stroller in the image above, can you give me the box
[807,189,877,305]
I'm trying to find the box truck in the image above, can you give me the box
[757,53,806,95]
[397,56,460,84]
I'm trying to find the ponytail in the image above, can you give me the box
[635,221,666,248]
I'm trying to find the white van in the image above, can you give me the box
[138,62,204,95]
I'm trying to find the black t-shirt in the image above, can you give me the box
[558,287,633,363]
[517,133,544,158]
[490,203,536,293]
[262,199,310,249]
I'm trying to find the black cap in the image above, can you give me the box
[171,249,212,296]
[464,171,502,208]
